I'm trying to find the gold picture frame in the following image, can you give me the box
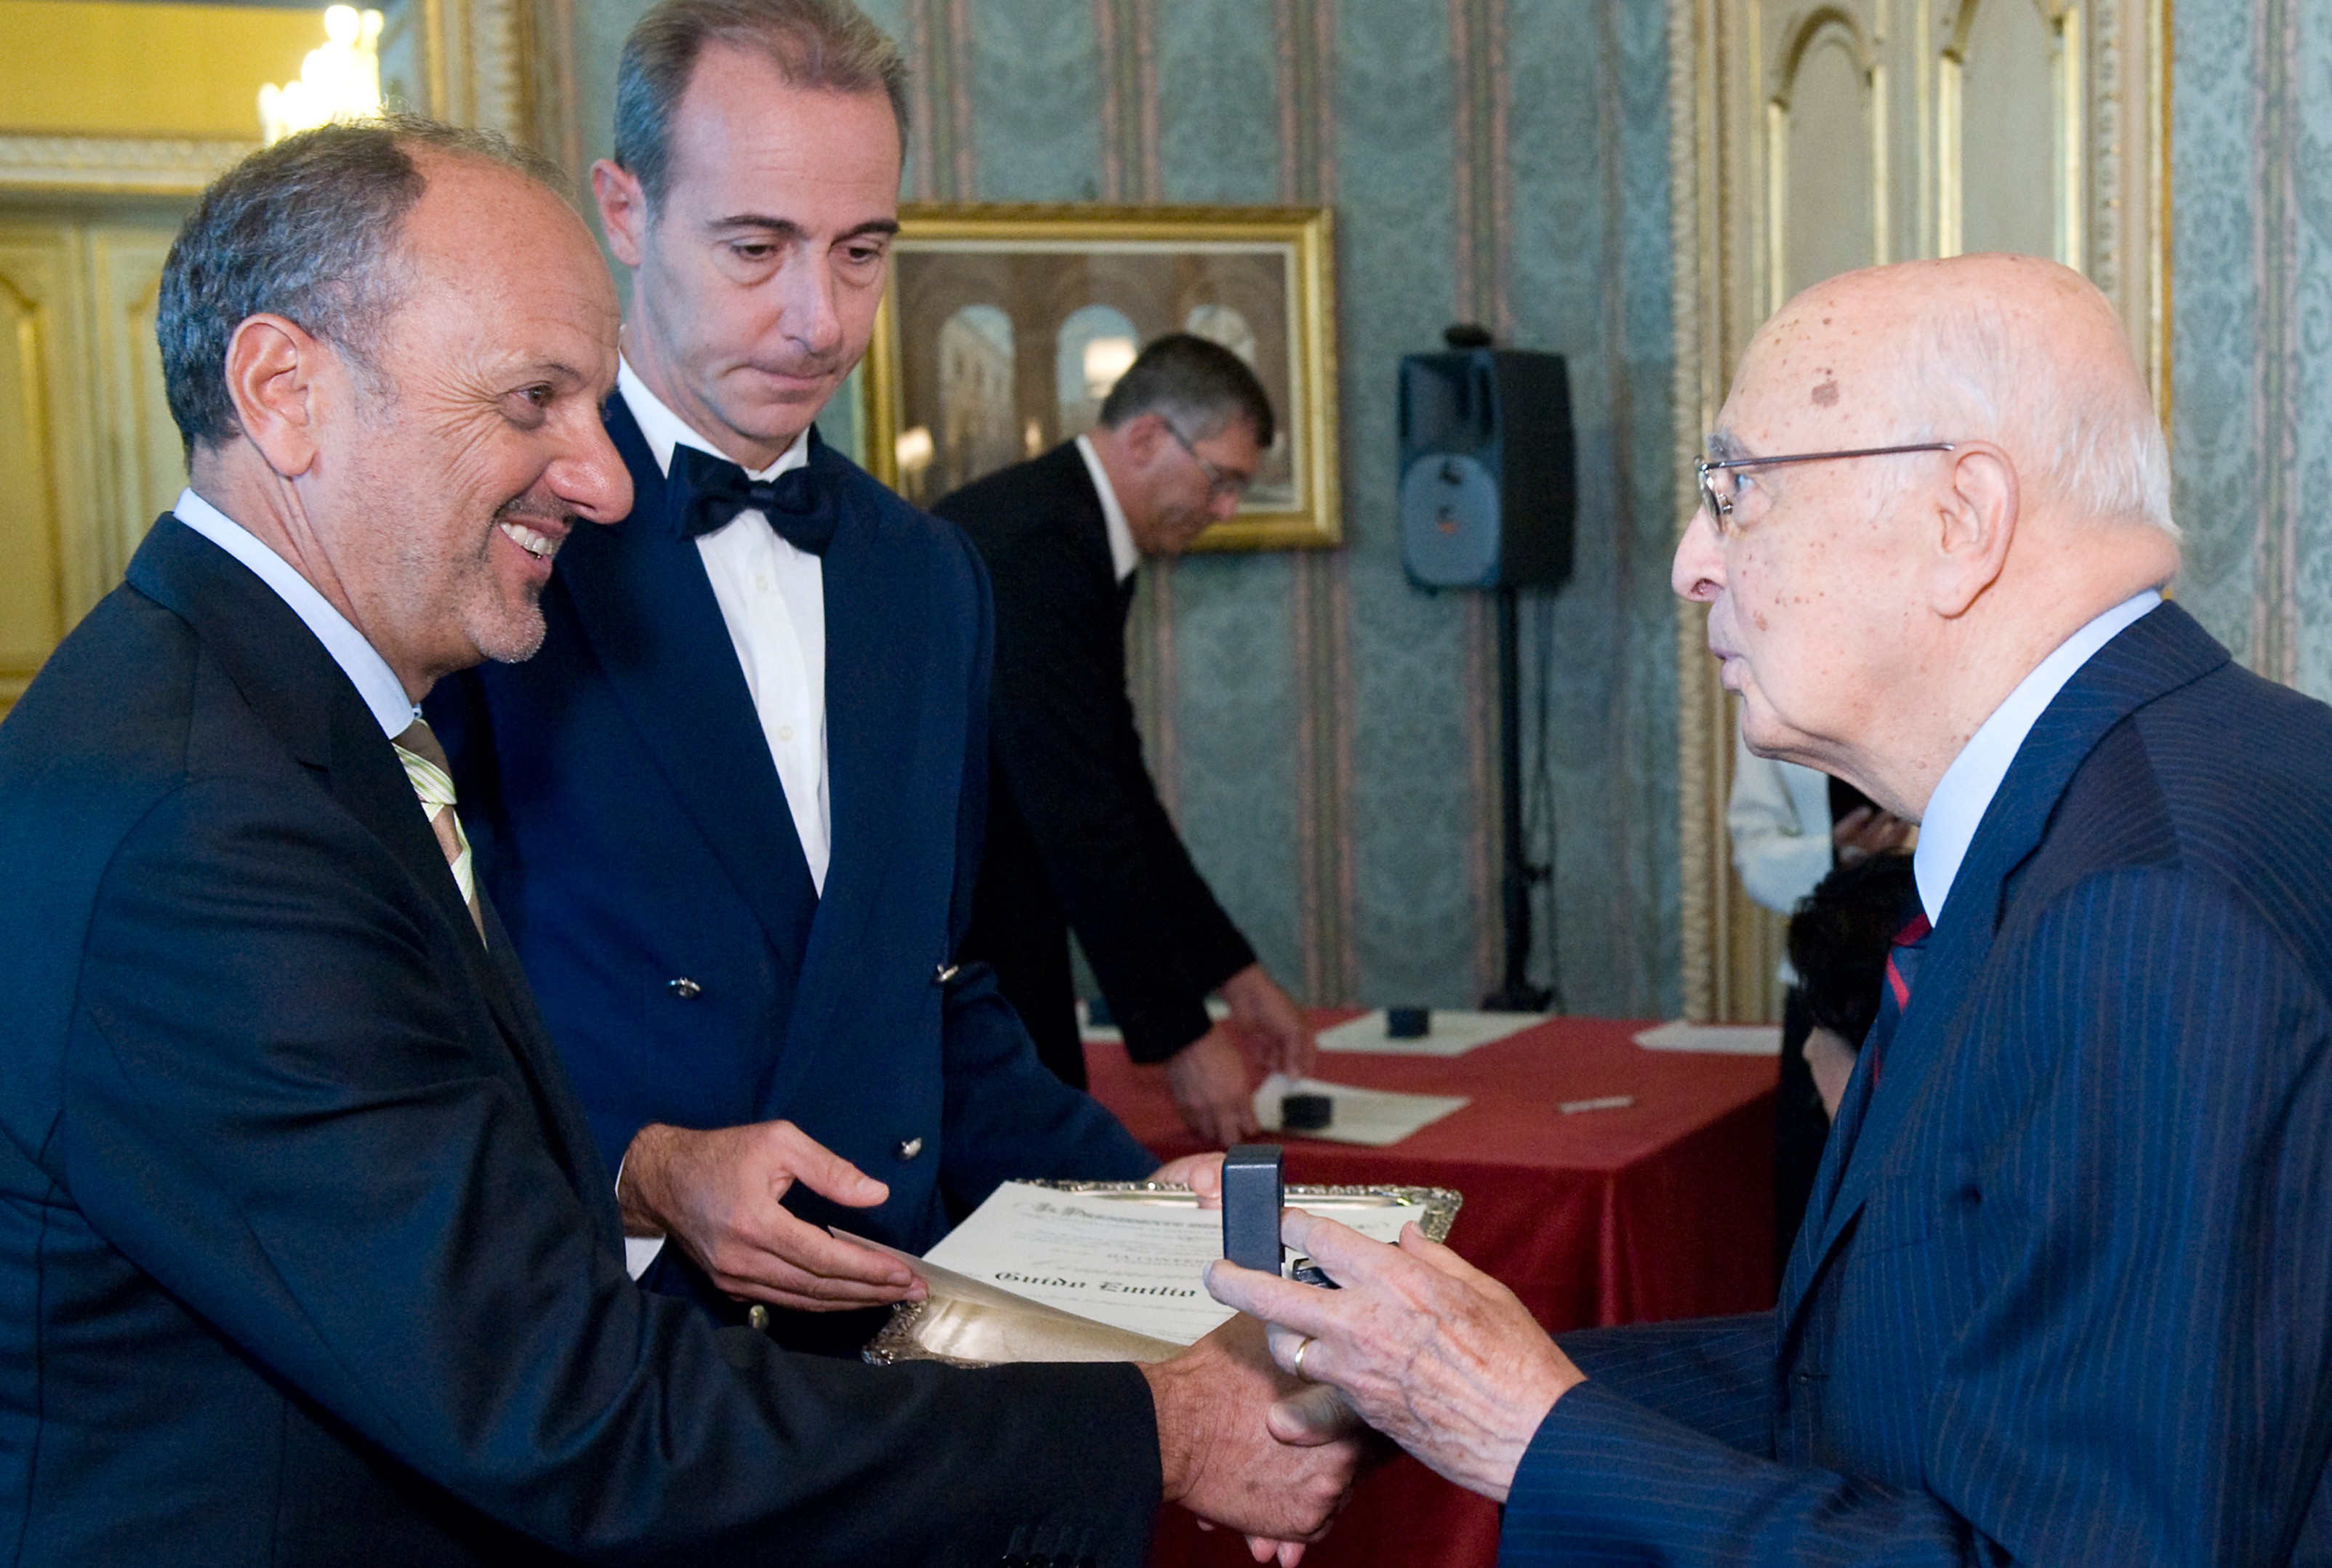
[861,203,1341,552]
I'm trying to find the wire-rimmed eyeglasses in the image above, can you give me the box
[1696,443,1955,535]
[1162,420,1253,502]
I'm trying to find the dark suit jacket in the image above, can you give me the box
[0,517,1163,1564]
[935,443,1255,1084]
[427,405,1154,1319]
[1501,603,2332,1564]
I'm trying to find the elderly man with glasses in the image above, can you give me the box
[936,332,1318,1146]
[1210,253,2332,1564]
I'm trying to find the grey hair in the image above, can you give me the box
[613,0,908,212]
[1899,294,2176,539]
[1098,332,1276,449]
[158,114,571,455]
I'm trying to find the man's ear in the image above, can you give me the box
[592,159,648,269]
[1117,412,1169,465]
[222,313,326,480]
[1925,442,2017,618]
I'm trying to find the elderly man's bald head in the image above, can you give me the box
[1676,254,2182,819]
[1758,254,2172,536]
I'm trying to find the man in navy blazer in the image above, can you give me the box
[1211,254,2332,1560]
[429,0,1199,1344]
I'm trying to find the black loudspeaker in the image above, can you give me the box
[1397,347,1576,590]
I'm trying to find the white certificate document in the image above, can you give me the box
[921,1182,1431,1345]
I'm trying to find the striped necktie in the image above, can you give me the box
[393,718,485,944]
[1867,910,1932,1089]
[1815,905,1934,1215]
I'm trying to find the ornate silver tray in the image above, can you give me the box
[863,1179,1461,1369]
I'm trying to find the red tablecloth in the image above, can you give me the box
[1083,1013,1778,1568]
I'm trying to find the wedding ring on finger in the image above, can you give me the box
[1290,1335,1316,1381]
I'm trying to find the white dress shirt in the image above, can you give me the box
[1075,433,1141,584]
[1914,590,2162,926]
[171,488,415,738]
[619,361,829,893]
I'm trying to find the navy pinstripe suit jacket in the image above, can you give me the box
[1503,603,2332,1564]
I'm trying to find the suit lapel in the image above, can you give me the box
[763,440,928,1105]
[303,652,578,1117]
[1777,604,2231,1341]
[475,891,624,1243]
[552,398,821,980]
[129,516,492,957]
[1052,444,1123,602]
[126,518,621,1245]
[328,688,622,1241]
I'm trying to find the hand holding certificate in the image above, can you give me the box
[861,1180,1460,1367]
[856,1177,1460,1561]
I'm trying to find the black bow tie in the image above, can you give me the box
[667,442,839,555]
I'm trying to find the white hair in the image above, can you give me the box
[1899,295,2177,540]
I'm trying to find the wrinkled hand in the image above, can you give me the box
[618,1120,925,1312]
[1831,804,1914,865]
[1151,1151,1228,1209]
[1220,962,1317,1079]
[1162,1028,1261,1145]
[1205,1209,1580,1503]
[1140,1313,1364,1548]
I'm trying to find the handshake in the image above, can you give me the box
[1144,1203,1588,1561]
[627,1119,1587,1558]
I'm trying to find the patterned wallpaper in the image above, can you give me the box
[2171,0,2332,698]
[552,0,2332,1018]
[566,0,1682,1016]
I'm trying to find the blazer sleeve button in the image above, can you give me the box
[668,977,701,999]
[896,1136,924,1161]
[747,1304,771,1332]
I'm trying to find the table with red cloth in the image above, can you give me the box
[1081,1012,1780,1568]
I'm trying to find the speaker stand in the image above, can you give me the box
[1481,584,1556,1013]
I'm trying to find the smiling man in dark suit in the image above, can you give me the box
[428,0,1213,1345]
[0,116,1356,1564]
[1210,254,2332,1561]
[934,334,1317,1146]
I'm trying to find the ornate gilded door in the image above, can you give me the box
[1669,0,2170,1019]
[0,201,191,717]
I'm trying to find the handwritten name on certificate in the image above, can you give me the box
[923,1181,1431,1344]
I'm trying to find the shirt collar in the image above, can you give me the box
[618,357,808,483]
[171,488,417,739]
[1075,433,1141,583]
[1913,590,2163,925]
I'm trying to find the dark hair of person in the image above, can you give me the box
[157,115,568,456]
[1787,850,1919,1048]
[614,0,908,212]
[1098,332,1276,450]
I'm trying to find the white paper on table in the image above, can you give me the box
[1631,1019,1783,1056]
[1314,1008,1540,1057]
[917,1181,1428,1345]
[1251,1072,1471,1147]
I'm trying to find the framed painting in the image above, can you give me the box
[861,204,1340,550]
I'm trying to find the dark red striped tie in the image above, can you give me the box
[1870,911,1931,1087]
